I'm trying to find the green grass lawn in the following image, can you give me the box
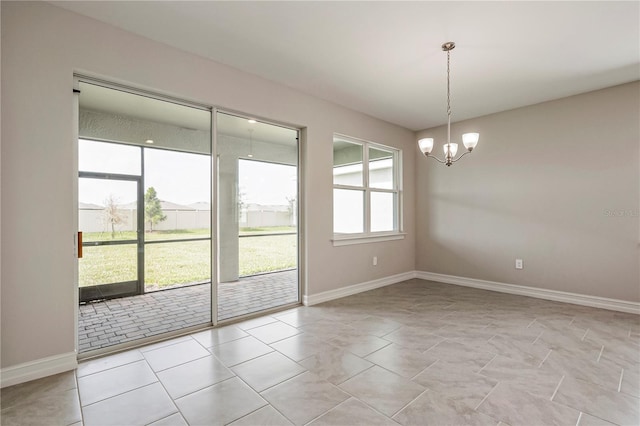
[79,228,296,290]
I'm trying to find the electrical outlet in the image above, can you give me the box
[515,259,523,269]
[373,256,378,266]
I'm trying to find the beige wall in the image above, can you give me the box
[416,82,640,302]
[0,2,416,369]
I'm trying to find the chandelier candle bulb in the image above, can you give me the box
[418,138,434,154]
[462,133,479,150]
[417,41,480,167]
[444,143,458,157]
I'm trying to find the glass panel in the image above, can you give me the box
[79,140,141,175]
[333,137,363,186]
[371,191,396,232]
[79,244,137,287]
[217,112,299,321]
[144,148,211,237]
[240,234,297,276]
[333,188,364,234]
[369,147,394,189]
[238,159,297,237]
[79,178,137,242]
[145,240,211,292]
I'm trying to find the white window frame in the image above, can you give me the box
[332,134,404,246]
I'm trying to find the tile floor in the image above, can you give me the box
[2,278,639,426]
[79,270,298,353]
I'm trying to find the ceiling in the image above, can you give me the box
[53,1,639,131]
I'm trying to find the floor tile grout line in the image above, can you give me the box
[581,328,589,341]
[148,368,183,424]
[147,352,211,374]
[477,354,498,374]
[537,349,552,368]
[531,330,544,345]
[249,369,308,394]
[596,345,604,363]
[77,360,157,407]
[473,381,498,411]
[550,375,565,401]
[617,369,624,392]
[391,388,430,418]
[224,401,272,426]
[74,370,85,425]
[335,363,377,386]
[77,352,145,379]
[410,359,439,381]
[80,380,161,409]
[301,397,351,426]
[159,365,235,402]
[332,361,422,420]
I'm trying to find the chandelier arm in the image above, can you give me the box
[450,150,472,163]
[425,155,448,164]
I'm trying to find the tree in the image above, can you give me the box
[103,194,125,239]
[237,189,247,222]
[145,187,166,232]
[286,195,297,226]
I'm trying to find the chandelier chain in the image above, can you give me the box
[447,49,451,119]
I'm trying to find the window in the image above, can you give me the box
[333,134,403,245]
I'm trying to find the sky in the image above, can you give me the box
[79,140,296,207]
[239,159,296,206]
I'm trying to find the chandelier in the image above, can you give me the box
[418,42,479,166]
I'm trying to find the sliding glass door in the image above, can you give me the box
[216,112,300,321]
[77,80,212,353]
[76,79,301,354]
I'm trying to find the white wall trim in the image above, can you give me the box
[303,271,416,306]
[416,271,640,315]
[1,352,78,388]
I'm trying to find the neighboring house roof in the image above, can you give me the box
[82,200,202,211]
[117,201,137,210]
[189,202,211,211]
[160,200,195,211]
[79,202,104,210]
[246,203,289,212]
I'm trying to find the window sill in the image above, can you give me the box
[332,233,406,247]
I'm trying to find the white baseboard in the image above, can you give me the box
[416,271,640,315]
[1,352,77,388]
[303,271,416,306]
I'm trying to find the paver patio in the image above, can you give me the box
[78,269,298,353]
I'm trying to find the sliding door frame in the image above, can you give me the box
[213,109,303,324]
[73,75,303,358]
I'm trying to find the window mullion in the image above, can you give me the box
[334,184,366,191]
[363,143,370,234]
[366,188,397,194]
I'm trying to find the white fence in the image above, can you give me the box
[79,209,211,233]
[80,208,294,233]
